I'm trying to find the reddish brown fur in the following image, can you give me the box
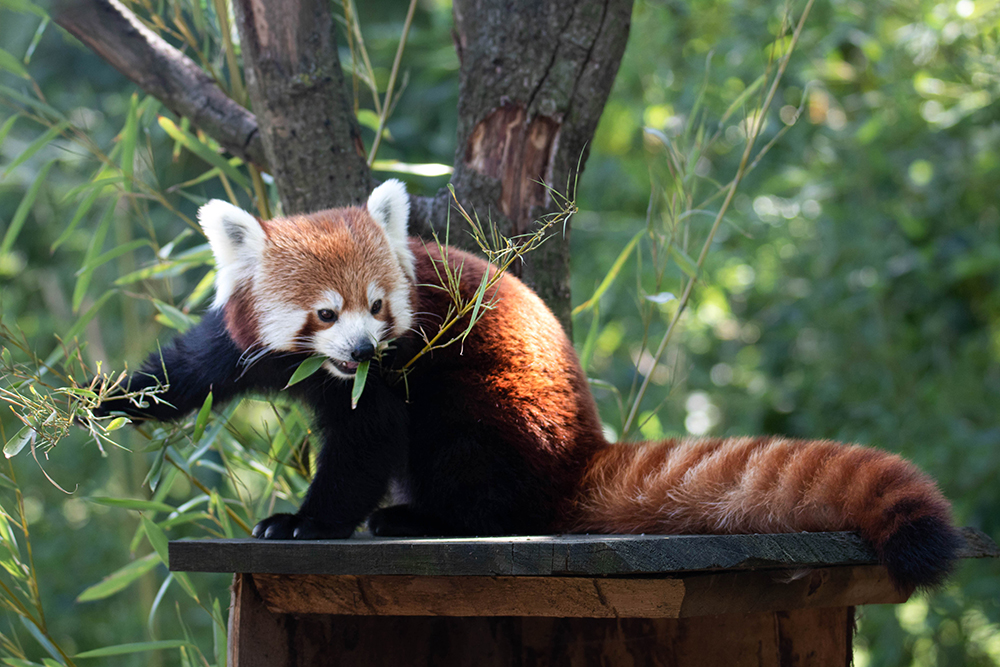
[217,199,957,586]
[405,240,607,514]
[259,209,401,315]
[565,436,953,550]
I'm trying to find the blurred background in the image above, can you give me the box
[0,0,998,664]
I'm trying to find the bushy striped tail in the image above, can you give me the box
[567,436,961,589]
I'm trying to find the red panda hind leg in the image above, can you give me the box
[567,436,961,590]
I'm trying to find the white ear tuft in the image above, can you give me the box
[198,200,267,307]
[367,179,415,281]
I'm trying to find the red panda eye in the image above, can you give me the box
[370,299,383,316]
[317,309,337,323]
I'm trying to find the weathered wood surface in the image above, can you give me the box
[170,527,998,576]
[250,564,904,618]
[229,574,852,667]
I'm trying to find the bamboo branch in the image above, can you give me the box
[52,0,268,169]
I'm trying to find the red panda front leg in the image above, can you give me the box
[253,375,409,539]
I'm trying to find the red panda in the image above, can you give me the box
[95,180,960,590]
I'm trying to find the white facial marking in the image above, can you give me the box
[256,298,308,351]
[367,282,385,308]
[318,290,344,313]
[388,282,413,338]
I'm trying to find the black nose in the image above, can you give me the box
[351,341,375,362]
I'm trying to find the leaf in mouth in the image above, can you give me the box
[351,360,370,410]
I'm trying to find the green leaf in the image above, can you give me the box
[192,391,213,442]
[141,515,169,564]
[75,640,190,659]
[669,245,699,278]
[719,73,766,127]
[104,416,130,431]
[19,617,63,665]
[2,659,44,667]
[0,48,28,78]
[351,360,369,410]
[173,570,200,603]
[88,497,175,514]
[0,0,48,18]
[285,355,326,388]
[2,121,67,177]
[72,199,118,312]
[75,239,150,276]
[1,160,54,257]
[212,597,227,666]
[4,425,34,459]
[76,552,160,602]
[0,114,18,147]
[578,305,601,372]
[572,230,643,316]
[152,300,199,333]
[157,116,250,188]
[121,94,138,192]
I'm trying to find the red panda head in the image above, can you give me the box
[197,180,414,379]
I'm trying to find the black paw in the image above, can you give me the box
[368,505,448,537]
[252,513,355,540]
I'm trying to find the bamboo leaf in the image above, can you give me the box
[2,121,67,177]
[192,391,213,442]
[669,245,699,278]
[120,93,138,192]
[3,425,34,458]
[152,300,199,333]
[571,230,643,316]
[351,360,369,410]
[141,515,169,565]
[72,200,118,312]
[52,185,101,252]
[720,74,766,127]
[157,116,250,188]
[75,239,150,275]
[285,356,326,388]
[76,552,159,602]
[88,497,175,514]
[578,305,601,372]
[104,416,130,431]
[75,640,190,659]
[0,48,28,78]
[172,570,200,602]
[0,0,48,18]
[0,115,18,147]
[1,160,54,257]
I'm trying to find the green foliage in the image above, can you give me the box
[0,0,996,665]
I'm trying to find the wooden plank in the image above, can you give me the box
[249,564,904,618]
[252,573,685,617]
[225,609,851,667]
[170,527,997,577]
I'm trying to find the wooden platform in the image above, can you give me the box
[169,528,999,666]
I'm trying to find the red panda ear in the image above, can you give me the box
[198,200,266,307]
[367,180,416,281]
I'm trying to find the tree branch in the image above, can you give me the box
[52,0,268,169]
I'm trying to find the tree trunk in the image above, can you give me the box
[231,0,374,213]
[52,0,633,326]
[415,0,633,327]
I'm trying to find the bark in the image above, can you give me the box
[52,0,267,168]
[413,0,633,327]
[54,0,633,325]
[231,0,373,213]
